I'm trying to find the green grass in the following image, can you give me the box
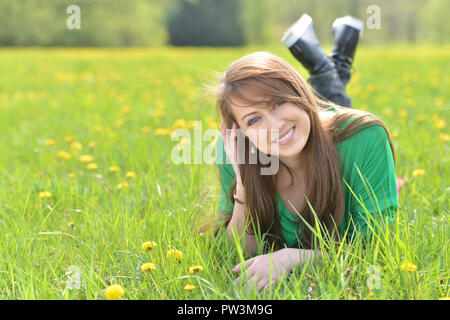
[0,45,448,299]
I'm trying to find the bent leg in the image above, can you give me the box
[308,67,352,108]
[335,64,352,87]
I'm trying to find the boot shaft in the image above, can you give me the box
[330,16,364,66]
[281,14,335,75]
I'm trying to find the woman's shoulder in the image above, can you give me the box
[330,106,387,141]
[343,123,387,142]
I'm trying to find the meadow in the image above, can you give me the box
[0,45,448,299]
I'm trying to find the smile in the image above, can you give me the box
[273,126,296,145]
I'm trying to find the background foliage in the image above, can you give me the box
[0,0,448,47]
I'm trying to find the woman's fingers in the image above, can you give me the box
[221,121,244,180]
[244,256,256,268]
[257,279,269,292]
[232,256,256,273]
[234,268,252,285]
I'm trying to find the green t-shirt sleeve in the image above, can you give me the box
[215,135,236,221]
[347,125,399,239]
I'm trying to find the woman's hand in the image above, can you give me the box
[232,248,295,292]
[220,120,243,186]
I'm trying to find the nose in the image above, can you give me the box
[266,114,285,141]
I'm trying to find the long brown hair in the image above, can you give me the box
[203,51,395,249]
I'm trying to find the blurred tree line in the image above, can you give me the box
[0,0,448,46]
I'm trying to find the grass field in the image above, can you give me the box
[0,45,448,300]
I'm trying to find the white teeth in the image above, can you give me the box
[277,127,294,143]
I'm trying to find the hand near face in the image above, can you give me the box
[220,120,243,185]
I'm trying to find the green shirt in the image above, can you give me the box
[215,106,399,247]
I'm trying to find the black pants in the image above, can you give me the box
[307,65,352,108]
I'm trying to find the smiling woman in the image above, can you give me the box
[201,50,399,292]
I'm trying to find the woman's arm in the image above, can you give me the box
[232,247,321,291]
[226,183,258,256]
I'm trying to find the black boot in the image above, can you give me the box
[330,16,364,86]
[281,14,335,75]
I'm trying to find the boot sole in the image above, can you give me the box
[332,16,364,38]
[281,14,313,48]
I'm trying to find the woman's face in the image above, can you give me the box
[230,96,311,161]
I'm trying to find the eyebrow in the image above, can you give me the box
[241,111,258,121]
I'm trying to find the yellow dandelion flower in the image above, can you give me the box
[140,262,156,272]
[366,84,376,92]
[431,114,440,121]
[115,118,124,127]
[400,262,417,272]
[184,284,195,291]
[104,284,125,300]
[167,249,182,262]
[154,128,171,136]
[154,109,164,117]
[381,108,392,117]
[109,165,121,172]
[189,265,204,274]
[434,98,444,109]
[121,106,131,113]
[391,130,399,137]
[359,104,368,111]
[433,118,446,130]
[398,109,408,118]
[94,125,103,132]
[439,134,450,142]
[57,150,72,160]
[68,172,76,179]
[79,154,93,163]
[116,182,129,190]
[64,135,74,143]
[45,138,55,146]
[173,119,187,129]
[70,141,83,151]
[416,114,426,122]
[126,171,136,179]
[38,191,52,199]
[431,78,439,88]
[406,98,415,106]
[206,120,218,129]
[142,241,157,251]
[412,169,425,177]
[86,162,98,170]
[405,87,413,96]
[141,126,151,133]
[186,120,196,129]
[88,141,96,149]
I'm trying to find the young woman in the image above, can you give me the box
[211,15,400,291]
